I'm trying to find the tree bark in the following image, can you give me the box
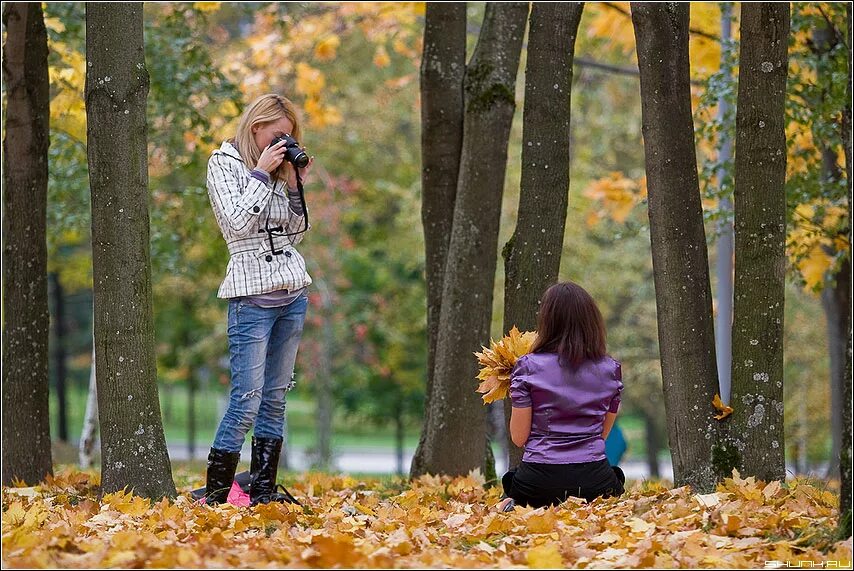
[501,1,584,471]
[1,2,53,486]
[411,2,528,478]
[86,3,175,499]
[631,2,720,492]
[839,1,852,539]
[727,2,790,482]
[413,2,467,478]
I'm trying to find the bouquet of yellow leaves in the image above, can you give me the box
[474,326,537,404]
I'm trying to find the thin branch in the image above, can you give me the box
[574,56,704,86]
[603,2,721,42]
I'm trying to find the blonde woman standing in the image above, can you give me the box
[204,94,314,506]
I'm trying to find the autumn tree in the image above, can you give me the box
[724,3,790,482]
[501,2,584,470]
[631,2,720,492]
[1,2,53,485]
[85,3,175,498]
[417,2,466,457]
[412,2,529,478]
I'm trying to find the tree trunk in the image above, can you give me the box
[50,272,70,442]
[840,1,852,538]
[1,2,53,486]
[86,3,175,499]
[79,340,100,468]
[714,2,735,406]
[188,373,197,461]
[631,2,720,492]
[727,2,790,482]
[411,2,528,478]
[823,261,850,479]
[412,2,467,479]
[643,411,661,479]
[394,398,405,476]
[501,1,583,471]
[314,275,334,470]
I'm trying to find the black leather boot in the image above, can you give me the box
[205,447,240,505]
[249,436,301,506]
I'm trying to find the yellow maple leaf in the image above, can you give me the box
[526,543,563,568]
[712,393,733,420]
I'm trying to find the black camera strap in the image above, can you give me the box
[259,170,310,255]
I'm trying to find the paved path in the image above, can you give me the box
[168,443,675,480]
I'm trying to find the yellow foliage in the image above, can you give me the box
[583,172,646,225]
[474,326,538,403]
[192,2,222,13]
[314,35,341,61]
[787,201,849,292]
[296,62,326,98]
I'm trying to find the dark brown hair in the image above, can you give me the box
[529,281,607,368]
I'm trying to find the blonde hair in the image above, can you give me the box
[232,94,302,181]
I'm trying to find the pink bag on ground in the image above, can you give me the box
[226,480,251,507]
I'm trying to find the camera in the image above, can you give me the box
[269,133,309,169]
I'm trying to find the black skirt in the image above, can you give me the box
[502,459,625,508]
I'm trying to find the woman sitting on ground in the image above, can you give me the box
[499,281,626,511]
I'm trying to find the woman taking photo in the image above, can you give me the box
[204,93,314,506]
[499,281,625,511]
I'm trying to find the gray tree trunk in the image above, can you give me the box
[79,339,100,468]
[823,262,850,480]
[631,2,720,492]
[411,2,528,478]
[840,1,852,538]
[501,1,584,471]
[728,2,790,482]
[1,2,53,486]
[86,3,175,499]
[412,2,467,479]
[315,276,334,471]
[714,2,734,406]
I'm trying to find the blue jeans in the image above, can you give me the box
[212,292,308,452]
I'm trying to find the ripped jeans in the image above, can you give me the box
[211,292,309,452]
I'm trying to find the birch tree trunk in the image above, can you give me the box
[411,2,528,478]
[631,2,720,492]
[86,3,175,498]
[1,2,53,486]
[79,341,100,469]
[501,1,584,470]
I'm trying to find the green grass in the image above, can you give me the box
[52,382,654,460]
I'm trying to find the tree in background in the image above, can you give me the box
[501,2,584,470]
[631,2,720,491]
[412,2,529,479]
[2,2,53,485]
[85,3,175,498]
[726,2,790,482]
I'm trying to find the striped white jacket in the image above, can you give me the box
[207,141,312,299]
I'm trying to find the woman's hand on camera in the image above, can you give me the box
[255,139,287,174]
[285,149,315,189]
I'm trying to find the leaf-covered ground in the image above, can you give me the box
[2,468,851,568]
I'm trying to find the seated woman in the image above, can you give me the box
[499,281,626,511]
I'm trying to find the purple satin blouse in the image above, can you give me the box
[510,352,623,464]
